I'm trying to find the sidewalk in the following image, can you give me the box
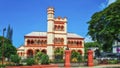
[78,64,120,68]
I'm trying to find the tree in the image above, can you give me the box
[94,49,100,57]
[71,51,82,63]
[84,42,101,53]
[4,43,17,61]
[88,0,120,52]
[10,54,21,65]
[85,42,100,48]
[0,36,17,61]
[6,24,13,43]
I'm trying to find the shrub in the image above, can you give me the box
[108,60,118,64]
[10,54,21,65]
[0,64,6,67]
[94,59,99,66]
[55,54,63,60]
[40,54,50,64]
[34,52,50,64]
[71,51,82,63]
[26,58,35,65]
[77,54,82,63]
[34,52,44,64]
[71,58,77,62]
[54,59,64,63]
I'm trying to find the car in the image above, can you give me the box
[96,52,118,60]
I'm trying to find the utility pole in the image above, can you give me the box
[2,28,6,66]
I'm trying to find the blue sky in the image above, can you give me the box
[0,0,116,47]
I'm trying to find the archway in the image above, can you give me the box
[78,50,83,54]
[27,49,33,58]
[41,49,47,54]
[54,47,63,60]
[71,50,76,53]
[27,39,31,45]
[35,49,40,54]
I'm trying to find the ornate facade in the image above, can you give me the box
[17,7,84,59]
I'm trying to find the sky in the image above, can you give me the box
[0,0,116,48]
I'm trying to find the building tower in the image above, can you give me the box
[47,7,54,59]
[54,16,67,49]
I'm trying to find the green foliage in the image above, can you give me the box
[71,51,82,63]
[34,52,43,64]
[0,36,17,61]
[26,58,35,65]
[108,59,118,64]
[54,59,64,63]
[40,54,50,64]
[54,48,63,55]
[54,48,64,63]
[10,54,21,64]
[85,42,100,48]
[87,0,120,52]
[0,64,6,67]
[34,52,50,64]
[95,49,100,57]
[85,42,101,52]
[4,44,17,60]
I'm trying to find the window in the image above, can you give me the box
[54,38,64,44]
[54,25,64,31]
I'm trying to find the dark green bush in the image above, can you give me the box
[10,54,21,65]
[108,60,118,64]
[40,54,50,64]
[54,59,64,63]
[71,51,82,63]
[26,58,35,65]
[0,64,6,67]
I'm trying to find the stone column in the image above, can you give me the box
[65,50,71,68]
[88,50,94,67]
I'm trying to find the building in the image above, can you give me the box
[17,7,84,59]
[113,40,120,53]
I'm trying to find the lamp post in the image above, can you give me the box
[2,28,6,65]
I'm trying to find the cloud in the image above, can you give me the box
[99,0,116,10]
[107,0,116,6]
[84,36,94,42]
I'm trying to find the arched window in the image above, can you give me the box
[21,52,22,56]
[73,41,76,45]
[78,50,82,54]
[54,25,57,30]
[35,49,40,54]
[31,40,34,44]
[68,41,70,44]
[37,40,40,44]
[41,49,47,54]
[80,41,82,45]
[61,26,64,30]
[27,39,31,45]
[71,50,76,53]
[34,40,37,44]
[71,41,73,44]
[41,40,44,45]
[58,25,60,30]
[61,38,64,42]
[44,40,47,44]
[27,49,33,58]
